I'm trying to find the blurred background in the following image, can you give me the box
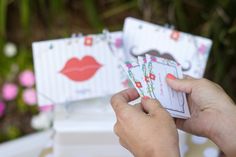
[0,0,235,143]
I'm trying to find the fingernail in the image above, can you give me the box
[167,73,176,80]
[143,96,150,100]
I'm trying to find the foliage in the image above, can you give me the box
[0,0,235,142]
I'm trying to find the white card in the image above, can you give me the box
[123,17,212,78]
[145,55,190,118]
[33,32,127,106]
[122,55,190,118]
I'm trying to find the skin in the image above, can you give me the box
[111,88,180,157]
[110,76,236,157]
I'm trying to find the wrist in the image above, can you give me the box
[210,104,236,157]
[149,143,180,157]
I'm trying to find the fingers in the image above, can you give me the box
[114,122,121,136]
[111,88,139,116]
[141,97,162,115]
[175,118,185,131]
[119,138,130,150]
[183,75,194,79]
[114,122,130,150]
[133,103,144,112]
[166,74,196,93]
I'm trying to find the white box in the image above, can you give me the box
[53,97,133,157]
[53,98,187,157]
[0,130,52,157]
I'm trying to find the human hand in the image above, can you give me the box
[111,88,180,157]
[166,74,236,157]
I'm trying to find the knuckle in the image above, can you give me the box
[152,109,160,116]
[149,98,162,108]
[114,104,123,114]
[119,139,128,149]
[153,106,165,114]
[154,99,161,106]
[155,109,171,119]
[110,94,118,106]
[117,108,129,120]
[113,122,120,136]
[111,95,123,111]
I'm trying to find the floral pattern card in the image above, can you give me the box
[122,60,151,97]
[137,56,154,98]
[145,54,190,118]
[122,55,190,119]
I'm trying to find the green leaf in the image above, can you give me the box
[50,0,64,13]
[228,26,236,34]
[20,0,30,31]
[0,0,7,50]
[83,0,104,31]
[6,126,21,140]
[101,1,137,19]
[173,0,188,31]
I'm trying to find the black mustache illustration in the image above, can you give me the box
[130,46,191,72]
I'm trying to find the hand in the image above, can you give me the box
[111,88,180,157]
[166,75,236,157]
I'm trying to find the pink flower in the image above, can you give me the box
[39,104,54,112]
[125,62,132,69]
[198,44,206,55]
[19,70,35,87]
[151,56,157,62]
[115,38,122,48]
[0,102,6,117]
[23,88,37,105]
[2,83,18,101]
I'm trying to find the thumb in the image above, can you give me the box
[166,73,195,93]
[141,97,162,115]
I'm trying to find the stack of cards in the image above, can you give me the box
[122,54,190,119]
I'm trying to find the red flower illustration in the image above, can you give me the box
[149,73,156,80]
[170,31,180,41]
[135,82,142,88]
[145,76,149,82]
[84,37,93,46]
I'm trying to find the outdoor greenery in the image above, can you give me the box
[0,0,235,143]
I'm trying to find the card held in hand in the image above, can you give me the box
[122,55,190,119]
[122,61,150,97]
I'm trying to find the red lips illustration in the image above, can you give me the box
[60,55,102,82]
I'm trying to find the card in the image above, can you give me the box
[33,31,128,106]
[122,55,190,118]
[123,17,212,78]
[145,55,190,118]
[122,61,150,97]
[137,56,153,98]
